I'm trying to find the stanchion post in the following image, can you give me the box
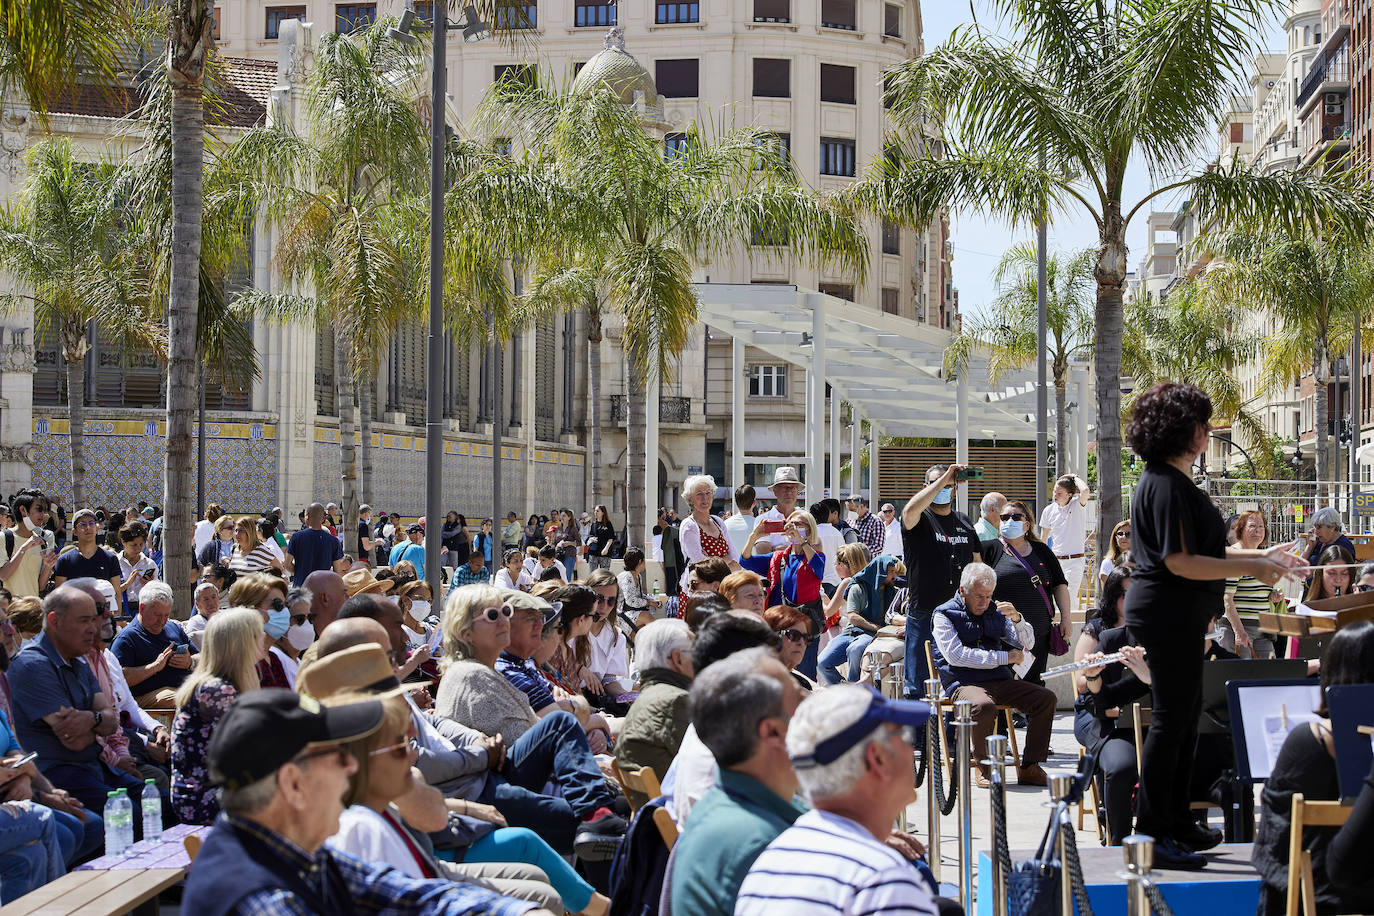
[886,658,907,831]
[1123,835,1153,916]
[924,677,943,884]
[1051,774,1073,916]
[985,734,1010,916]
[954,699,974,911]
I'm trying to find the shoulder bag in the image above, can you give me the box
[1000,538,1069,656]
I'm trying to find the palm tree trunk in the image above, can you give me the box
[626,352,646,552]
[1094,206,1128,561]
[164,0,211,612]
[63,344,87,511]
[1314,345,1329,492]
[587,304,603,507]
[359,372,373,510]
[336,330,359,555]
[1054,376,1067,480]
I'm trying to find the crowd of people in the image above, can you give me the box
[3,384,1374,912]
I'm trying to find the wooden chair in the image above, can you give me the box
[184,833,202,864]
[1129,703,1224,826]
[1077,747,1107,844]
[1285,793,1352,916]
[143,707,176,729]
[922,641,1021,769]
[609,762,677,850]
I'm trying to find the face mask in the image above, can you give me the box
[790,526,809,544]
[932,487,953,506]
[265,607,290,640]
[999,519,1025,540]
[408,599,431,622]
[286,621,315,651]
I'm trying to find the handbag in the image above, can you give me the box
[1000,538,1070,656]
[1008,805,1063,916]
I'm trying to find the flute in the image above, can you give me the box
[1039,630,1223,679]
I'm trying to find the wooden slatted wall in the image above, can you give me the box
[876,446,1041,511]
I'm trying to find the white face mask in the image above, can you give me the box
[408,599,431,622]
[286,622,315,652]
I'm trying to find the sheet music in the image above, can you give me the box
[1296,603,1339,618]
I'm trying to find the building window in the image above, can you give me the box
[883,3,901,37]
[493,137,512,156]
[819,137,856,176]
[819,283,854,301]
[265,5,306,38]
[881,287,899,314]
[754,0,789,22]
[493,64,537,89]
[494,1,537,29]
[882,219,900,254]
[335,3,376,33]
[656,1,699,23]
[656,59,699,97]
[751,217,788,246]
[749,365,788,398]
[752,131,791,168]
[575,0,616,27]
[665,132,695,160]
[211,7,222,39]
[820,0,855,30]
[414,0,433,20]
[753,58,790,97]
[820,64,856,104]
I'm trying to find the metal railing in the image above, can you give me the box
[607,395,693,424]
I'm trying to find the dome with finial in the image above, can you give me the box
[572,27,658,107]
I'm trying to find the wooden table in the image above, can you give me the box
[0,824,206,916]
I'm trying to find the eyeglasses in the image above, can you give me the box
[1356,583,1374,593]
[881,508,895,514]
[477,605,514,622]
[887,724,918,747]
[292,745,351,768]
[594,594,616,606]
[369,737,419,758]
[264,598,287,613]
[777,627,816,646]
[75,520,96,529]
[1116,530,1131,538]
[999,512,1027,522]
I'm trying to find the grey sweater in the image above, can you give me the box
[435,659,539,743]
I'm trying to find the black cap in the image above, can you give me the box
[208,688,384,790]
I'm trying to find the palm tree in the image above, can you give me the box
[1198,226,1374,488]
[945,243,1094,478]
[0,139,163,508]
[479,83,868,547]
[0,0,129,118]
[221,21,429,557]
[849,0,1374,557]
[1121,281,1273,474]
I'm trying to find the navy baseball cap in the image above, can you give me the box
[790,689,931,768]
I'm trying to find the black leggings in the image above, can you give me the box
[1097,735,1138,845]
[1128,620,1205,840]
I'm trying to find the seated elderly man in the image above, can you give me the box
[495,592,604,729]
[183,581,219,650]
[670,648,804,916]
[182,689,550,916]
[932,562,1054,788]
[735,686,938,916]
[110,581,197,708]
[614,619,694,804]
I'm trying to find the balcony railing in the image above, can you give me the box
[1296,50,1350,110]
[609,395,693,424]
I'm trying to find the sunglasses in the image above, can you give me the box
[1116,530,1131,538]
[999,512,1027,522]
[478,605,514,622]
[1357,583,1374,593]
[289,613,309,627]
[881,508,895,514]
[594,594,616,606]
[369,737,420,759]
[778,627,817,646]
[265,598,286,613]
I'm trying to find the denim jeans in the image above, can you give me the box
[818,631,875,685]
[51,807,102,864]
[496,712,616,824]
[903,607,935,698]
[0,802,65,903]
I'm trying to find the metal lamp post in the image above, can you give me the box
[389,5,490,598]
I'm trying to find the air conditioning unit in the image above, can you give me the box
[1326,92,1344,105]
[1327,100,1345,114]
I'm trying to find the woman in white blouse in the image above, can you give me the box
[582,569,633,698]
[676,474,740,594]
[494,548,535,592]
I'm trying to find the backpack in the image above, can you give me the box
[608,798,672,916]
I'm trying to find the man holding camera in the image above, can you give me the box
[900,464,982,698]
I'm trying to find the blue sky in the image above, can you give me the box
[920,4,1287,317]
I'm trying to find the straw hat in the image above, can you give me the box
[341,567,395,597]
[296,644,411,701]
[772,466,804,491]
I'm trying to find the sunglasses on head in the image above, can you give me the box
[478,605,514,622]
[999,512,1027,522]
[778,627,817,646]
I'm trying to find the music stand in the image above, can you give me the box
[1200,659,1313,735]
[1227,679,1324,785]
[1326,685,1374,801]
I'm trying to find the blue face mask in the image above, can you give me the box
[265,607,290,639]
[931,487,953,506]
[999,519,1026,540]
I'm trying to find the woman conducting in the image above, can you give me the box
[1123,382,1302,869]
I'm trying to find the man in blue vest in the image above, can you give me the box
[931,562,1054,789]
[182,689,549,916]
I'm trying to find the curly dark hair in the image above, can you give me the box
[1125,382,1211,463]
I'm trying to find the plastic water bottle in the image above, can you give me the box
[116,789,135,851]
[103,790,130,857]
[141,779,162,842]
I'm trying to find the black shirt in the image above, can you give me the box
[981,539,1067,634]
[902,508,980,612]
[1123,462,1226,630]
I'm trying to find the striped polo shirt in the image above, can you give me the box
[1226,574,1275,624]
[734,809,938,916]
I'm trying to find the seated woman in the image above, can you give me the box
[170,607,265,825]
[616,547,664,630]
[1290,545,1356,659]
[225,573,294,689]
[762,604,818,692]
[719,570,766,615]
[1253,619,1374,915]
[817,554,903,686]
[583,570,634,701]
[326,692,607,916]
[857,585,908,687]
[614,619,694,801]
[819,543,871,639]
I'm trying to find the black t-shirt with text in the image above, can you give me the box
[902,508,980,612]
[1123,462,1227,630]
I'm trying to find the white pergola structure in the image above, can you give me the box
[642,284,1050,537]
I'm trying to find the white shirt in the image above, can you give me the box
[102,648,162,735]
[723,513,755,557]
[678,514,740,590]
[330,805,424,876]
[1040,498,1089,556]
[735,809,938,916]
[884,519,904,559]
[494,567,534,591]
[193,519,215,556]
[756,507,792,553]
[582,622,630,689]
[269,646,299,690]
[665,724,718,825]
[816,523,845,586]
[117,551,158,606]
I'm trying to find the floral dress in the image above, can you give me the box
[171,677,239,825]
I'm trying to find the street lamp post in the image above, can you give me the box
[389,5,490,598]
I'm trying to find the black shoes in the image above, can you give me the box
[573,811,629,861]
[1152,836,1207,870]
[1177,823,1223,852]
